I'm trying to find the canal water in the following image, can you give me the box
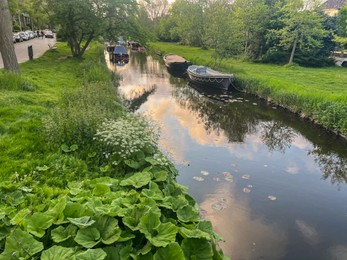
[107,51,347,260]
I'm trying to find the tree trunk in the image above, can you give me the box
[289,33,299,64]
[0,0,20,74]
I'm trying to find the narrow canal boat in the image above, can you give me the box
[163,54,192,72]
[187,65,234,90]
[111,45,129,63]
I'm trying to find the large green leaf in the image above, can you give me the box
[181,238,213,260]
[94,215,121,244]
[123,205,151,231]
[74,227,100,249]
[179,227,211,240]
[119,190,140,208]
[153,243,185,260]
[120,172,152,189]
[138,211,161,235]
[138,211,178,247]
[64,202,91,218]
[93,184,111,196]
[41,245,75,260]
[124,159,141,169]
[76,248,107,260]
[160,195,188,211]
[94,204,126,218]
[51,224,78,243]
[149,222,178,247]
[68,216,96,229]
[153,170,168,182]
[103,245,133,260]
[46,197,67,224]
[177,205,200,223]
[0,225,11,242]
[141,182,164,201]
[26,212,54,238]
[10,208,31,225]
[117,230,135,242]
[68,182,83,195]
[0,229,43,259]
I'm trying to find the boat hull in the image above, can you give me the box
[163,54,192,72]
[187,65,234,90]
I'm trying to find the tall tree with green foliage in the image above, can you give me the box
[48,0,138,58]
[335,6,347,53]
[204,0,241,60]
[231,0,270,59]
[272,0,328,64]
[170,0,206,46]
[0,0,20,74]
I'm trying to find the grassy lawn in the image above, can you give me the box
[0,43,99,179]
[150,42,347,135]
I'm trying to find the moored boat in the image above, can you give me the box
[163,54,192,71]
[187,65,234,90]
[110,45,129,63]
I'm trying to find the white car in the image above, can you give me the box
[18,31,29,41]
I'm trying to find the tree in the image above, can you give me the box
[48,0,138,58]
[204,0,242,60]
[0,0,20,74]
[231,0,270,59]
[170,0,206,46]
[335,6,347,54]
[272,0,328,64]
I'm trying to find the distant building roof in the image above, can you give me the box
[323,0,346,9]
[322,0,346,16]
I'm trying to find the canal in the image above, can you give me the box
[107,51,347,260]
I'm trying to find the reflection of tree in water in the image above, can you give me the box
[130,51,148,72]
[172,83,259,142]
[260,121,296,153]
[122,85,157,112]
[309,147,347,185]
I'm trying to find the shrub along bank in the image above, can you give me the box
[150,42,347,138]
[0,43,227,259]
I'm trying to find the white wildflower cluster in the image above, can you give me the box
[95,114,160,160]
[153,153,171,167]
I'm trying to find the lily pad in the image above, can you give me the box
[200,171,209,176]
[242,174,250,180]
[193,176,204,182]
[243,188,251,193]
[268,195,277,201]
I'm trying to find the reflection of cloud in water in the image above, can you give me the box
[292,135,312,150]
[286,166,299,174]
[199,184,287,259]
[328,245,347,260]
[295,219,320,245]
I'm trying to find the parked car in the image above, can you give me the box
[13,34,17,43]
[25,30,34,39]
[44,30,54,38]
[18,31,29,41]
[14,33,23,42]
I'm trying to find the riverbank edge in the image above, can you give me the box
[149,42,347,141]
[0,43,227,258]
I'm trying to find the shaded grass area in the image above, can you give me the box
[150,42,347,136]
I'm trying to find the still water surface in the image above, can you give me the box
[107,51,347,260]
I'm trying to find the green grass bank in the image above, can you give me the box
[150,42,347,137]
[0,43,227,259]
